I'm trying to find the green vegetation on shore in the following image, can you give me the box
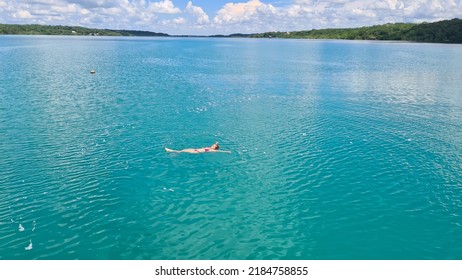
[0,24,169,37]
[251,18,462,43]
[1,18,461,43]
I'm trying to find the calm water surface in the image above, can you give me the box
[1,36,462,259]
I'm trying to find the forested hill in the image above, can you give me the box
[1,18,461,43]
[0,24,169,37]
[251,18,462,43]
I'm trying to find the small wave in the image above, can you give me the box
[25,239,33,251]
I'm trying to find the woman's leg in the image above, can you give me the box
[165,147,198,153]
[179,149,199,153]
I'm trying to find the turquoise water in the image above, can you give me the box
[1,36,462,260]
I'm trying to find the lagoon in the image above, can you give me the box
[1,36,461,259]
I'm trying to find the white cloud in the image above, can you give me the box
[158,1,211,34]
[0,0,185,30]
[213,0,277,25]
[51,4,79,14]
[14,10,36,19]
[65,0,121,9]
[186,1,209,25]
[399,0,458,19]
[386,0,405,10]
[163,17,186,25]
[274,0,462,30]
[147,0,181,14]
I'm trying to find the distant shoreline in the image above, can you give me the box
[1,18,461,43]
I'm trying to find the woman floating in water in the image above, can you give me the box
[165,142,231,154]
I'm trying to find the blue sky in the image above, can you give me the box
[1,0,461,35]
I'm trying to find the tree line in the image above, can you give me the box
[0,24,169,37]
[1,18,461,43]
[251,18,462,43]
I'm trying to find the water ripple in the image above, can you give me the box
[2,37,462,259]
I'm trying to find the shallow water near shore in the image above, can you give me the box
[1,36,462,259]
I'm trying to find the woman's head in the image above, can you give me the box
[211,142,220,150]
